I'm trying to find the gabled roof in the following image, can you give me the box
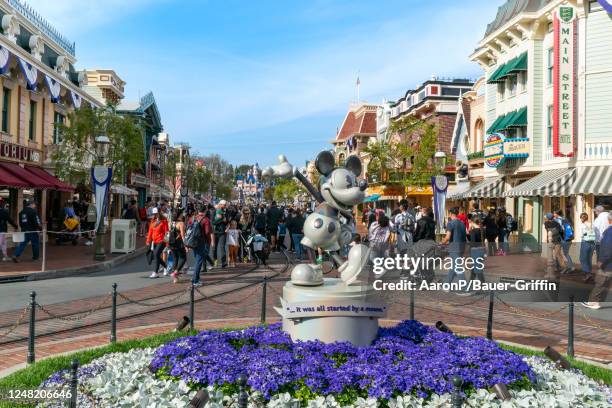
[484,0,550,38]
[335,105,377,141]
[117,91,162,131]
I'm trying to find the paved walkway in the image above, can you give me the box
[0,257,610,377]
[0,234,146,277]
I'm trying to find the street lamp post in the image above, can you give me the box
[94,135,110,262]
[434,151,447,175]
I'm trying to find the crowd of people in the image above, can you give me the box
[140,199,320,287]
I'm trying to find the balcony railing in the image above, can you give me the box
[584,142,612,160]
[8,0,76,56]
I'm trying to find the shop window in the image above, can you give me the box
[547,105,553,146]
[551,197,562,214]
[508,75,517,97]
[547,48,554,85]
[519,71,527,92]
[53,112,65,144]
[497,82,505,100]
[1,88,10,133]
[29,101,36,141]
[595,196,612,210]
[474,119,484,151]
[565,196,574,224]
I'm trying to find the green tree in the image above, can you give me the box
[53,106,144,184]
[272,178,300,203]
[364,115,439,187]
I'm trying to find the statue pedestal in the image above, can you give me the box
[278,278,384,346]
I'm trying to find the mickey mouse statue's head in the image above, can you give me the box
[315,151,367,211]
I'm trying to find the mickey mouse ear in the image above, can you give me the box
[345,155,362,177]
[315,150,335,176]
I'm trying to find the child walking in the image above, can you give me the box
[226,220,240,267]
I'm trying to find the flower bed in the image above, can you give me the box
[35,321,611,407]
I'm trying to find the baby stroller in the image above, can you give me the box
[246,233,270,265]
[56,217,80,246]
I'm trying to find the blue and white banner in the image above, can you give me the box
[70,90,82,109]
[91,166,112,231]
[45,74,61,103]
[598,0,612,13]
[18,57,38,90]
[431,175,448,231]
[0,46,10,75]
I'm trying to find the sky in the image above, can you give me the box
[26,0,501,168]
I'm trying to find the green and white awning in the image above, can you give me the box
[569,166,612,195]
[504,168,576,197]
[447,183,472,200]
[487,107,528,133]
[450,178,505,199]
[486,52,527,84]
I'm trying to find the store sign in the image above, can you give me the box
[553,6,576,157]
[130,173,149,186]
[484,133,529,168]
[598,0,612,13]
[0,141,41,163]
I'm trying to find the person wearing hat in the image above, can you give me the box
[544,212,568,277]
[0,199,17,261]
[12,199,42,263]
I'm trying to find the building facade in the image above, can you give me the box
[372,77,474,213]
[460,0,612,252]
[0,0,102,229]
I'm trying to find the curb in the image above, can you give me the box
[0,246,147,283]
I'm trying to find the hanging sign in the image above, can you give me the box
[431,175,448,231]
[18,57,38,90]
[91,166,112,231]
[45,75,61,103]
[484,133,529,168]
[0,46,9,74]
[553,6,576,157]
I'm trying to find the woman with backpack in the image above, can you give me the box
[170,213,187,284]
[254,206,267,235]
[368,213,391,265]
[146,208,169,278]
[484,211,498,256]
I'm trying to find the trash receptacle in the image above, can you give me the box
[111,219,136,253]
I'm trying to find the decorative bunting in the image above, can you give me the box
[0,46,9,75]
[45,75,61,103]
[18,57,38,90]
[91,166,112,231]
[431,175,448,232]
[70,90,82,109]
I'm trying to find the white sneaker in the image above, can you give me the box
[85,241,93,246]
[149,272,159,278]
[163,268,170,276]
[2,257,8,262]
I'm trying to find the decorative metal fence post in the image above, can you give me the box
[27,291,36,364]
[451,375,463,408]
[110,283,117,343]
[567,295,574,358]
[409,289,415,320]
[69,359,78,408]
[486,291,494,340]
[238,374,248,408]
[189,283,195,331]
[260,276,268,323]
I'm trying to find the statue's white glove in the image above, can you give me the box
[262,155,294,178]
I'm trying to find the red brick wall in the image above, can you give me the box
[428,113,457,162]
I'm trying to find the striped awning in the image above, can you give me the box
[569,166,612,195]
[464,177,505,198]
[504,168,576,197]
[447,183,472,200]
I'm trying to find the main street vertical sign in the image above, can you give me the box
[553,6,576,157]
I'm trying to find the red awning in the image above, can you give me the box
[0,162,60,190]
[0,163,30,188]
[25,166,74,192]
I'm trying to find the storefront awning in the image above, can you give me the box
[464,178,505,198]
[0,163,30,188]
[504,168,576,197]
[24,166,74,192]
[0,162,54,189]
[447,183,472,200]
[503,52,527,76]
[569,166,612,195]
[487,64,507,84]
[111,185,138,196]
[507,107,527,128]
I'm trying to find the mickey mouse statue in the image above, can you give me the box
[263,150,369,286]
